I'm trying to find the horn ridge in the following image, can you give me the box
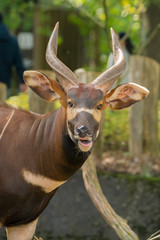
[46,22,79,91]
[91,28,126,93]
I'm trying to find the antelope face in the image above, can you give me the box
[67,84,104,152]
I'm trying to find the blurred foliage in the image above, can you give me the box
[1,0,159,68]
[104,108,129,150]
[6,93,29,110]
[145,0,160,7]
[50,0,148,68]
[0,0,34,32]
[51,1,144,40]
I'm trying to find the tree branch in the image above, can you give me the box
[63,0,104,29]
[102,0,111,50]
[147,230,160,240]
[82,156,139,240]
[136,22,160,55]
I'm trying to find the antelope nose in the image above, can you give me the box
[74,125,93,138]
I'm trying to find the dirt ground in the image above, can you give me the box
[95,151,160,176]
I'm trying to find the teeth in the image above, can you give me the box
[73,135,93,151]
[80,140,90,144]
[79,139,92,148]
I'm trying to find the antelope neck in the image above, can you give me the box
[37,107,90,180]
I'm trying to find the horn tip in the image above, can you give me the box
[110,27,121,50]
[55,21,59,29]
[110,27,113,32]
[53,22,59,34]
[110,27,116,38]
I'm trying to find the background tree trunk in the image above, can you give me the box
[0,83,7,101]
[140,3,160,63]
[129,102,143,160]
[33,5,87,71]
[33,5,51,70]
[142,57,160,158]
[129,55,160,164]
[140,2,160,100]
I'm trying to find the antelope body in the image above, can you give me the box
[0,23,149,240]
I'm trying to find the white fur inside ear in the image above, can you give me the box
[105,82,149,110]
[23,70,61,102]
[107,83,149,101]
[128,83,149,95]
[24,71,52,89]
[27,78,39,87]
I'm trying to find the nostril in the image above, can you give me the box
[78,126,87,133]
[74,128,80,136]
[86,130,93,137]
[75,125,92,138]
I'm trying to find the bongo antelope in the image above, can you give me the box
[0,22,149,240]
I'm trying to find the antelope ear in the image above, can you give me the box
[104,83,149,110]
[23,70,66,103]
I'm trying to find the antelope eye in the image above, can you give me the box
[96,104,103,110]
[67,101,74,108]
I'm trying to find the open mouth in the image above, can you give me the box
[77,138,93,152]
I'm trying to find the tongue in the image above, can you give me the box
[80,140,92,147]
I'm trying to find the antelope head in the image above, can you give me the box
[24,23,149,152]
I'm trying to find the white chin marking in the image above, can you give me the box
[78,141,92,152]
[67,127,93,152]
